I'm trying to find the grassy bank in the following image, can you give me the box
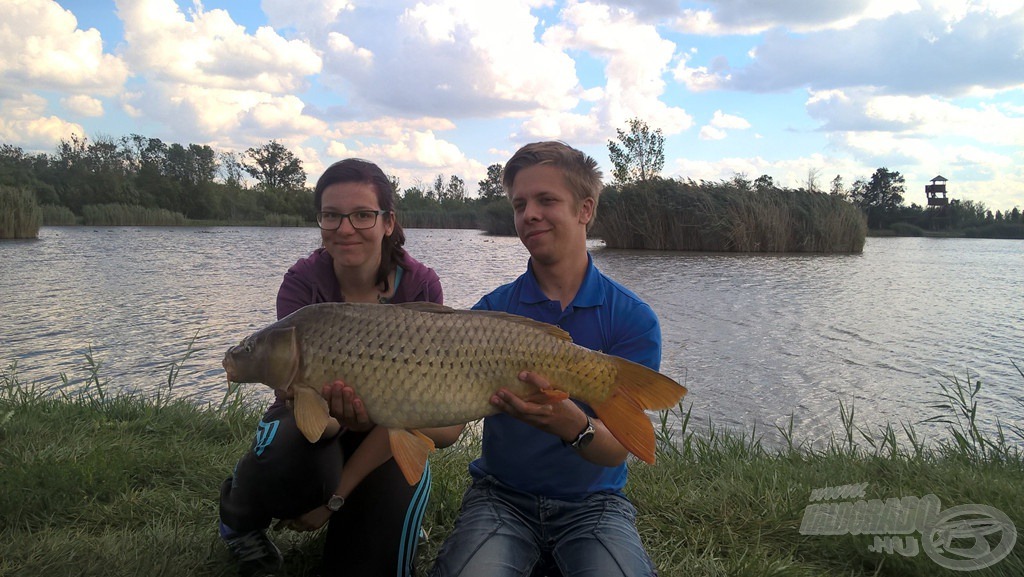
[1,361,1021,577]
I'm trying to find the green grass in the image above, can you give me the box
[1,356,1021,577]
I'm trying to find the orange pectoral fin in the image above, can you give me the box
[293,386,330,443]
[388,428,436,485]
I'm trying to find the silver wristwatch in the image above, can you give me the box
[327,494,346,512]
[569,415,595,450]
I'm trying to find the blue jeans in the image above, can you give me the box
[429,476,657,577]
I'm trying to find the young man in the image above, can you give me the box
[430,141,661,577]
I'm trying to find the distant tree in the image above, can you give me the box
[242,140,305,192]
[805,167,821,193]
[849,168,905,229]
[1012,207,1021,223]
[754,174,774,192]
[219,151,246,188]
[478,163,505,201]
[830,174,845,198]
[730,172,752,192]
[607,117,664,186]
[444,175,466,203]
[430,174,444,201]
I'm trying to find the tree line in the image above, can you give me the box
[2,119,1020,243]
[0,135,512,229]
[604,119,1022,240]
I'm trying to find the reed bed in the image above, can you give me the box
[80,203,188,226]
[41,203,79,225]
[401,209,480,229]
[0,185,42,239]
[1,355,1020,576]
[263,213,309,227]
[597,180,867,253]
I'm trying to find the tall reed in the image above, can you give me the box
[401,209,480,229]
[80,203,187,226]
[263,213,307,227]
[598,180,867,253]
[41,203,78,225]
[0,185,42,239]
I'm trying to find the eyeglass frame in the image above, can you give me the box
[315,209,390,231]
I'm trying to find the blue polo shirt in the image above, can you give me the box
[468,255,662,499]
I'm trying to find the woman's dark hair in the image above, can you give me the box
[313,158,406,292]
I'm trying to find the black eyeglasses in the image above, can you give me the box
[315,210,388,231]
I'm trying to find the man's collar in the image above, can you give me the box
[520,254,604,308]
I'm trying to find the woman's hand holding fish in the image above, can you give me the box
[322,379,374,432]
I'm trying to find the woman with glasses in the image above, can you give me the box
[219,158,463,577]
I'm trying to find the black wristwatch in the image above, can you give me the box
[327,494,346,512]
[569,415,595,450]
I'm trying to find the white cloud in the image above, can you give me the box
[533,0,692,141]
[715,1,1024,96]
[808,89,1024,146]
[311,0,580,118]
[0,93,83,151]
[261,0,355,39]
[61,95,104,117]
[121,83,325,149]
[671,0,919,35]
[109,0,325,146]
[698,110,749,140]
[339,128,489,192]
[0,0,128,94]
[116,0,321,92]
[672,51,729,92]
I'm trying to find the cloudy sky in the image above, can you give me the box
[2,0,1022,211]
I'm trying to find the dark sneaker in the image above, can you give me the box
[223,529,284,577]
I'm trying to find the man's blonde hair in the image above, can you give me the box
[502,141,603,229]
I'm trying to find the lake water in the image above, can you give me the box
[1,227,1022,447]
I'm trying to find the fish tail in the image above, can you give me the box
[592,357,687,464]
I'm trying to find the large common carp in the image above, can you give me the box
[223,302,687,484]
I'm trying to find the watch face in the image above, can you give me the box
[572,417,596,449]
[576,430,595,449]
[327,495,345,511]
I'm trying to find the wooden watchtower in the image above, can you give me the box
[925,175,949,206]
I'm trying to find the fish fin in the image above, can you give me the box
[609,356,688,410]
[468,310,572,341]
[388,428,435,485]
[394,302,457,313]
[592,357,688,464]
[293,386,330,443]
[593,392,657,463]
[397,302,571,342]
